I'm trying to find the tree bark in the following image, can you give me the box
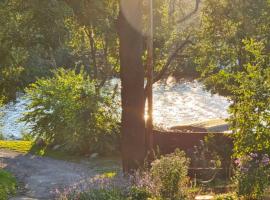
[145,0,154,158]
[118,0,146,172]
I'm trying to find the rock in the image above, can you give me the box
[52,144,61,150]
[90,153,99,159]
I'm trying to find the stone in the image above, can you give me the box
[52,144,61,150]
[90,153,99,159]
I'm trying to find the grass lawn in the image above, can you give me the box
[0,140,80,161]
[0,140,32,153]
[0,140,121,165]
[0,169,17,200]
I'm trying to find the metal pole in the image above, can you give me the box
[146,0,154,154]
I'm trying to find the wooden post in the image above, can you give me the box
[146,0,154,155]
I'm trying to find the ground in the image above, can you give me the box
[0,149,121,199]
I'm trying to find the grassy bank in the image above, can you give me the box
[0,140,79,161]
[0,169,17,200]
[0,140,32,153]
[0,140,121,165]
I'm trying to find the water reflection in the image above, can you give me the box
[152,80,229,128]
[0,80,230,139]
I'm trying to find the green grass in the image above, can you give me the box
[0,140,119,163]
[0,169,17,200]
[0,140,79,161]
[0,140,32,153]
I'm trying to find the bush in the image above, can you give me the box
[128,187,151,200]
[22,68,119,155]
[150,149,190,200]
[214,193,238,200]
[234,153,270,199]
[0,169,17,200]
[229,39,270,157]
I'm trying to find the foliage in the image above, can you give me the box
[22,68,119,155]
[65,0,120,81]
[234,153,270,199]
[152,0,200,79]
[0,0,71,102]
[129,170,159,200]
[229,39,270,157]
[214,192,238,200]
[56,172,128,200]
[0,169,17,200]
[150,149,190,200]
[195,0,270,96]
[0,0,201,103]
[59,188,126,200]
[128,187,152,200]
[204,134,233,171]
[56,150,191,200]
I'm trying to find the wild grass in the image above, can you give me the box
[0,169,17,200]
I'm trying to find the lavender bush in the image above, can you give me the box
[55,173,130,200]
[56,149,191,200]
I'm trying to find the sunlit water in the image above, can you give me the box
[0,79,230,139]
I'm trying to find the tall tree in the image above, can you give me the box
[118,0,146,172]
[64,0,119,88]
[0,0,70,102]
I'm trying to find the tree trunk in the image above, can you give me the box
[118,0,146,172]
[145,0,154,158]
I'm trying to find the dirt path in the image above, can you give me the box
[0,149,120,200]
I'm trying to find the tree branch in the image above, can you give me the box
[177,0,200,24]
[144,35,192,99]
[154,36,192,84]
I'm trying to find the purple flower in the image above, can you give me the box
[262,154,270,166]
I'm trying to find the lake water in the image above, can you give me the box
[0,79,230,139]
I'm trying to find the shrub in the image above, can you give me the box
[150,149,190,200]
[127,170,157,200]
[128,187,151,200]
[227,39,270,200]
[56,173,129,200]
[22,68,119,155]
[229,39,270,157]
[0,169,17,200]
[234,153,270,199]
[214,193,238,200]
[204,134,233,168]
